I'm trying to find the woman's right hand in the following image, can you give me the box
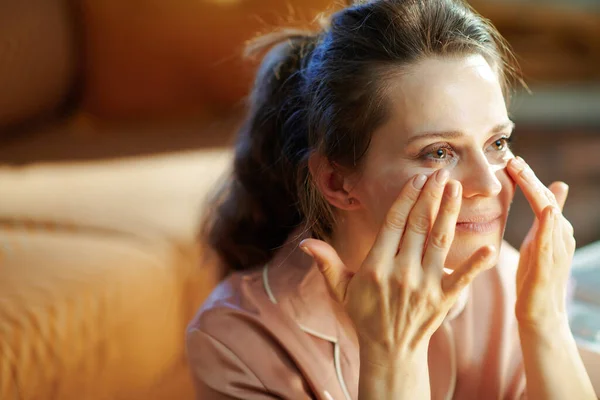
[300,169,497,399]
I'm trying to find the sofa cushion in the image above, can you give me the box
[0,226,208,399]
[0,0,76,129]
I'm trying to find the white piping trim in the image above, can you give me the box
[263,264,278,304]
[442,322,457,400]
[262,264,352,400]
[297,324,337,344]
[334,342,353,400]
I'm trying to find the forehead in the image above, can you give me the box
[380,54,508,140]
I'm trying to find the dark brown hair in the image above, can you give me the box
[202,0,521,272]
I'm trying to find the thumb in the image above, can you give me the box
[299,238,353,303]
[548,181,568,212]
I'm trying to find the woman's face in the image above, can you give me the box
[350,54,516,269]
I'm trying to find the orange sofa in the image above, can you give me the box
[0,0,236,398]
[0,0,334,398]
[0,150,230,399]
[1,0,599,399]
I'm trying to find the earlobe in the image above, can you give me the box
[308,153,361,211]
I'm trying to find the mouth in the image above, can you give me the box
[455,212,503,234]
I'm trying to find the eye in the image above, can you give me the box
[421,144,455,164]
[490,137,511,152]
[433,148,448,159]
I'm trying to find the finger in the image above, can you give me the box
[442,245,496,299]
[507,157,558,217]
[369,173,427,261]
[397,169,450,268]
[530,205,556,284]
[299,239,353,303]
[548,181,569,212]
[553,207,565,262]
[421,180,462,284]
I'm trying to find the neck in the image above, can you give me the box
[328,213,377,273]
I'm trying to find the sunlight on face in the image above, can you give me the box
[353,54,516,269]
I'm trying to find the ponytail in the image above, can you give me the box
[202,29,319,272]
[202,0,522,273]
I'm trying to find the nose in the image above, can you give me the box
[453,152,503,198]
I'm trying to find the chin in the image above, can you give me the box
[444,225,504,271]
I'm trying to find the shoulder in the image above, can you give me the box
[187,268,273,347]
[186,268,308,397]
[186,270,272,395]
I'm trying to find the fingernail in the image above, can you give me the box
[413,174,427,190]
[436,169,449,184]
[299,245,313,258]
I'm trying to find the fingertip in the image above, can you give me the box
[558,182,570,201]
[299,243,314,258]
[557,181,569,192]
[508,156,525,171]
[413,173,428,190]
[479,245,496,263]
[299,238,311,249]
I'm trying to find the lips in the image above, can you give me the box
[457,212,502,224]
[455,212,502,234]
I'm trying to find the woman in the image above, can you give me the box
[187,0,596,399]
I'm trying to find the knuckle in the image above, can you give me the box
[408,214,431,234]
[424,188,442,201]
[539,243,552,256]
[404,187,421,202]
[429,232,451,250]
[385,210,408,231]
[403,275,420,291]
[517,169,529,180]
[441,201,460,215]
[393,268,418,290]
[425,289,443,309]
[367,269,386,285]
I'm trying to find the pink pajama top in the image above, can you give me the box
[187,235,527,399]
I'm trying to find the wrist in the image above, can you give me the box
[359,336,429,367]
[517,315,571,339]
[358,341,430,400]
[518,318,576,350]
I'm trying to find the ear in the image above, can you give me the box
[308,152,361,211]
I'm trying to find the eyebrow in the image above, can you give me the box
[405,120,515,146]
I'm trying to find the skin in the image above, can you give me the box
[300,55,596,399]
[329,54,515,272]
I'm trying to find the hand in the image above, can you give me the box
[299,169,496,361]
[506,157,575,331]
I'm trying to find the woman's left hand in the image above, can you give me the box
[507,157,575,332]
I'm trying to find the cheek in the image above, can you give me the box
[358,167,414,223]
[497,168,517,207]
